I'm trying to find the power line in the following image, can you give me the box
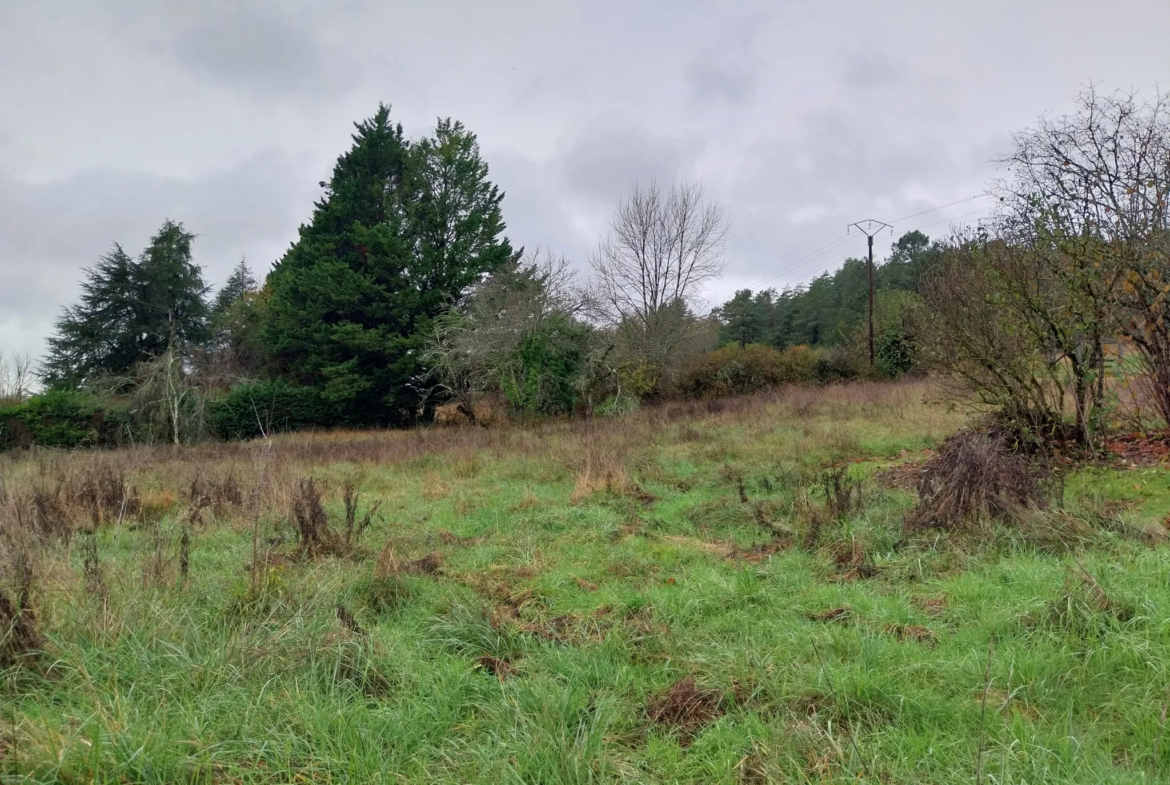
[757,205,994,292]
[888,194,987,224]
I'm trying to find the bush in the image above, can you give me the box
[812,348,863,384]
[208,380,341,440]
[0,390,132,451]
[875,327,917,378]
[677,344,820,399]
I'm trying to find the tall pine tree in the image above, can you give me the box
[264,105,515,425]
[43,220,210,388]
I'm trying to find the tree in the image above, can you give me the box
[0,352,35,404]
[264,105,515,426]
[43,220,210,388]
[426,251,590,417]
[212,258,258,318]
[714,289,766,347]
[589,179,729,379]
[996,86,1170,428]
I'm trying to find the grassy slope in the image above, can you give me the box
[3,380,1170,783]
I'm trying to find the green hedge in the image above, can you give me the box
[0,391,133,451]
[677,344,865,400]
[208,380,341,441]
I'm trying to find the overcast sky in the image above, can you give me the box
[2,0,1168,359]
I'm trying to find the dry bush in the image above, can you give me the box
[188,472,244,522]
[905,428,1046,533]
[571,457,630,504]
[72,464,140,526]
[0,585,41,667]
[342,479,381,548]
[292,478,335,557]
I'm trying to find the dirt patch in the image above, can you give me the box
[873,461,926,492]
[884,623,938,646]
[829,540,879,580]
[1106,432,1170,467]
[807,606,853,624]
[912,595,948,618]
[646,678,726,746]
[473,655,515,680]
[574,576,599,592]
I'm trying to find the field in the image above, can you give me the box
[3,379,1170,783]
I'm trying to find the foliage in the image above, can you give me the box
[713,230,944,351]
[677,343,820,399]
[0,390,131,450]
[43,220,210,389]
[208,380,341,441]
[264,106,515,427]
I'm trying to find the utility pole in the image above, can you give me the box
[848,219,892,366]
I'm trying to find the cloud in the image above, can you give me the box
[558,128,703,208]
[163,3,360,98]
[0,151,317,356]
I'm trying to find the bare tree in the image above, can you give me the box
[589,179,729,376]
[0,352,36,405]
[995,86,1170,427]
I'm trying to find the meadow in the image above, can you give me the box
[2,379,1170,783]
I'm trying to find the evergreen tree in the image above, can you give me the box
[213,258,258,317]
[43,220,209,388]
[264,105,515,425]
[714,289,766,346]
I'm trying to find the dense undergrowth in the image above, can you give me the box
[1,379,1169,783]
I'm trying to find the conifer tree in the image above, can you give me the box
[264,105,515,425]
[43,220,209,388]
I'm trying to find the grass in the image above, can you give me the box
[1,379,1169,783]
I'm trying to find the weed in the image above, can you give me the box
[292,478,334,557]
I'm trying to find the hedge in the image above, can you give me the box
[0,391,133,451]
[207,380,342,441]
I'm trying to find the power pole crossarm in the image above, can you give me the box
[847,219,893,367]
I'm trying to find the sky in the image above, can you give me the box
[1,0,1168,359]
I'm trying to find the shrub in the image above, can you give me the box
[812,348,863,384]
[0,390,132,451]
[677,343,819,399]
[208,380,341,441]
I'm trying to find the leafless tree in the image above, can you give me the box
[589,179,729,376]
[995,86,1170,426]
[0,352,36,404]
[424,249,590,416]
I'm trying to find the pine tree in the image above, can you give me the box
[213,258,258,317]
[264,105,515,425]
[43,220,209,388]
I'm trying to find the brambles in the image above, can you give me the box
[905,428,1046,533]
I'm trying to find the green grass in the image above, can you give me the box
[2,380,1169,783]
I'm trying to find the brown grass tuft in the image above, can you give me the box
[645,678,726,746]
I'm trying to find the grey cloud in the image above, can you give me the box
[687,60,755,104]
[163,4,360,97]
[843,53,907,90]
[0,151,317,356]
[558,128,703,207]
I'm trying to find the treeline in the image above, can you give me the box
[712,230,943,376]
[7,105,869,449]
[6,87,1167,451]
